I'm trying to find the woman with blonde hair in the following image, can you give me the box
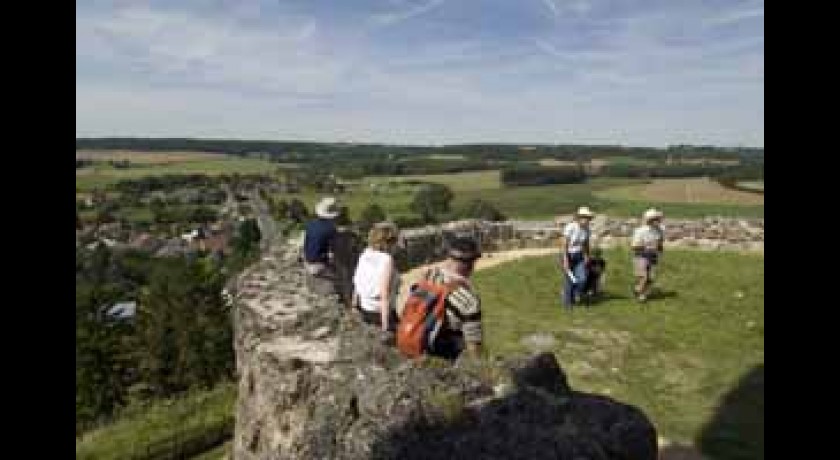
[352,222,401,332]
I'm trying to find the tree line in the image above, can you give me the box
[76,218,262,434]
[77,138,763,163]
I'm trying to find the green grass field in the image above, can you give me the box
[78,158,763,221]
[366,172,762,219]
[76,156,278,191]
[473,248,763,457]
[363,170,503,192]
[190,441,231,460]
[278,173,763,221]
[76,383,236,460]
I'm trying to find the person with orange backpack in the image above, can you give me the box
[396,236,483,362]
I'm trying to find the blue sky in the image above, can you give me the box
[76,0,763,147]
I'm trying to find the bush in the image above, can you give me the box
[358,204,387,233]
[501,166,586,186]
[410,184,454,223]
[459,199,506,221]
[392,214,426,229]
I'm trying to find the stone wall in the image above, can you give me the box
[397,216,764,268]
[231,242,659,460]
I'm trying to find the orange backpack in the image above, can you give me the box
[396,277,462,358]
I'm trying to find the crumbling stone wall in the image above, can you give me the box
[232,242,659,460]
[397,217,764,268]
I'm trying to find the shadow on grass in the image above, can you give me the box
[367,388,659,460]
[660,444,709,460]
[696,364,764,460]
[652,289,678,300]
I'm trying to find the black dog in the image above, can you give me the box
[582,252,606,303]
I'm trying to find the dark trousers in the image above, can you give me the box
[428,330,465,362]
[562,252,588,308]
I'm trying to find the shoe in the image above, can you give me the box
[637,294,647,303]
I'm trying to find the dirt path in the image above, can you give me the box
[397,247,559,306]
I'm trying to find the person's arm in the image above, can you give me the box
[657,228,664,253]
[583,237,591,263]
[351,289,360,310]
[327,225,338,262]
[452,286,483,359]
[560,224,572,270]
[379,257,394,331]
[557,239,570,271]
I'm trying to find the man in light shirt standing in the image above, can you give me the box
[631,208,665,302]
[559,207,595,309]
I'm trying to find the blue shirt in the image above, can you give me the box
[303,218,337,263]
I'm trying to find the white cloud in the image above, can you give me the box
[369,0,446,27]
[705,5,764,26]
[77,6,346,96]
[76,1,763,146]
[539,0,561,20]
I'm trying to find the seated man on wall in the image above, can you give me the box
[302,197,340,287]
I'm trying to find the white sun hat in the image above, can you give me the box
[315,197,340,219]
[643,208,663,222]
[576,206,595,218]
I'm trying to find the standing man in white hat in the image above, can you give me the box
[303,197,341,280]
[559,206,595,308]
[631,208,664,302]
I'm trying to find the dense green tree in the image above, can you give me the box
[461,199,506,221]
[136,259,232,396]
[269,198,290,222]
[232,218,262,259]
[359,203,386,232]
[287,199,309,223]
[76,282,135,432]
[410,183,454,223]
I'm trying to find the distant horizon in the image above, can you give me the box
[77,1,763,147]
[75,136,763,150]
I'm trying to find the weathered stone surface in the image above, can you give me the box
[394,218,763,268]
[233,243,660,460]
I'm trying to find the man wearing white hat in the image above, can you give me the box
[631,208,664,302]
[303,197,341,278]
[559,206,595,308]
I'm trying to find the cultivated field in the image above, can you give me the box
[538,158,610,173]
[76,152,279,191]
[473,248,764,458]
[363,170,502,192]
[76,150,229,164]
[76,151,764,220]
[290,172,763,221]
[595,177,764,206]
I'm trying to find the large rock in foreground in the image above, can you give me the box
[232,245,658,460]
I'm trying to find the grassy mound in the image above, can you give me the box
[473,248,763,456]
[76,383,236,460]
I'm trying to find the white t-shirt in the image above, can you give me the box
[353,248,400,313]
[631,225,664,251]
[562,222,591,254]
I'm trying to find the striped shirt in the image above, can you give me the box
[421,266,483,344]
